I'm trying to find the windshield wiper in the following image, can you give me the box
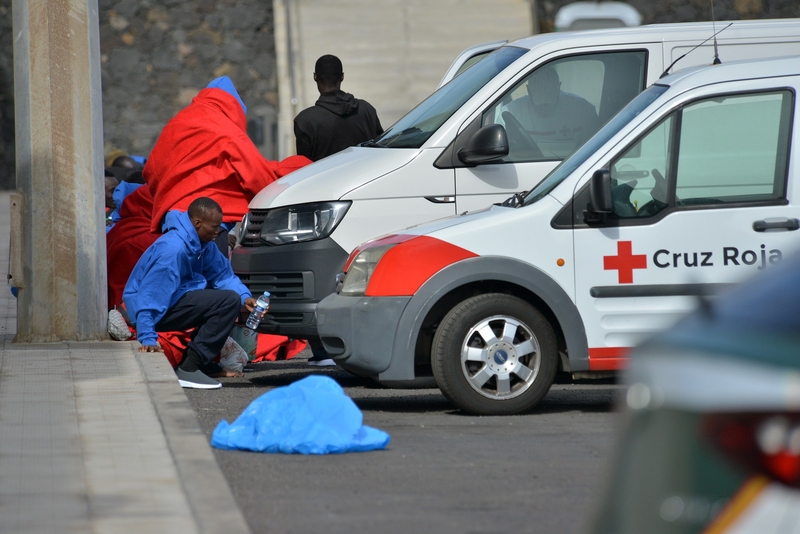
[380,127,423,147]
[497,190,528,208]
[359,138,383,148]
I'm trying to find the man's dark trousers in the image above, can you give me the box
[155,289,241,370]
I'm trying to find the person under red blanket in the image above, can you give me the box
[145,76,311,235]
[106,185,160,310]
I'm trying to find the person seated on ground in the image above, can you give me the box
[111,155,143,170]
[107,181,144,229]
[105,171,119,211]
[106,186,207,368]
[501,65,600,159]
[105,171,120,228]
[107,185,158,310]
[123,170,145,184]
[144,76,311,252]
[123,197,257,390]
[106,149,144,169]
[107,165,143,184]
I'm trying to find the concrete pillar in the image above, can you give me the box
[12,0,107,342]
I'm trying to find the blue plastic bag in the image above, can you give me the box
[211,375,390,454]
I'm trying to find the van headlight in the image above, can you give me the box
[340,244,395,296]
[259,201,351,245]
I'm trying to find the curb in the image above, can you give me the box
[134,345,251,534]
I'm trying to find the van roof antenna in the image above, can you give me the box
[711,0,722,65]
[659,22,732,78]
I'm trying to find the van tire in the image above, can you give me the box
[432,293,558,415]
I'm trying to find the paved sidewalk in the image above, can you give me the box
[0,192,250,533]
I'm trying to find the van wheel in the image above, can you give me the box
[432,294,557,415]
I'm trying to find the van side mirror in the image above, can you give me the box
[457,124,509,166]
[584,169,613,223]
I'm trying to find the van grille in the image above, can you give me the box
[269,312,310,326]
[237,271,312,300]
[240,210,268,247]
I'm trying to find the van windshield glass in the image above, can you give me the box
[522,84,669,206]
[375,46,528,149]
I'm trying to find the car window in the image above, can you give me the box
[609,89,793,220]
[675,91,792,204]
[484,50,647,163]
[610,114,675,218]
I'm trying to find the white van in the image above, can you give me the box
[317,55,800,414]
[233,20,800,348]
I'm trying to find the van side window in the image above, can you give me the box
[483,50,646,163]
[609,90,793,220]
[675,91,792,205]
[609,114,676,218]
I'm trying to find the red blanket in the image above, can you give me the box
[160,333,307,368]
[255,336,307,362]
[144,87,310,231]
[106,186,160,310]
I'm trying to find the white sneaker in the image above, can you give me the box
[107,308,132,341]
[308,358,336,367]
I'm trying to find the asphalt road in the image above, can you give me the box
[185,348,625,534]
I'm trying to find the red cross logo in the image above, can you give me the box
[604,241,647,284]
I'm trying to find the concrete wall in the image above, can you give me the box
[97,0,279,162]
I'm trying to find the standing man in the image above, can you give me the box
[293,54,383,366]
[124,197,256,389]
[294,54,383,162]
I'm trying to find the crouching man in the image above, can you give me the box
[124,197,256,389]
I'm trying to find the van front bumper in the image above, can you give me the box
[231,237,350,338]
[316,293,411,376]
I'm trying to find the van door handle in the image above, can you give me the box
[752,218,800,232]
[425,196,455,204]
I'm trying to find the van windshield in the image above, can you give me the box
[522,84,670,206]
[375,46,528,149]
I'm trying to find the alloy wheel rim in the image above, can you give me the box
[460,314,541,400]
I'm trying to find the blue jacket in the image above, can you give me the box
[123,210,251,346]
[110,182,144,224]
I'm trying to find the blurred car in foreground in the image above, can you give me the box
[592,252,800,533]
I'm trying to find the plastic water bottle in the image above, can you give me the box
[245,291,271,329]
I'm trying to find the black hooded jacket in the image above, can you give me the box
[293,90,383,161]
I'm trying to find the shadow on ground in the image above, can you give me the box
[208,357,623,416]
